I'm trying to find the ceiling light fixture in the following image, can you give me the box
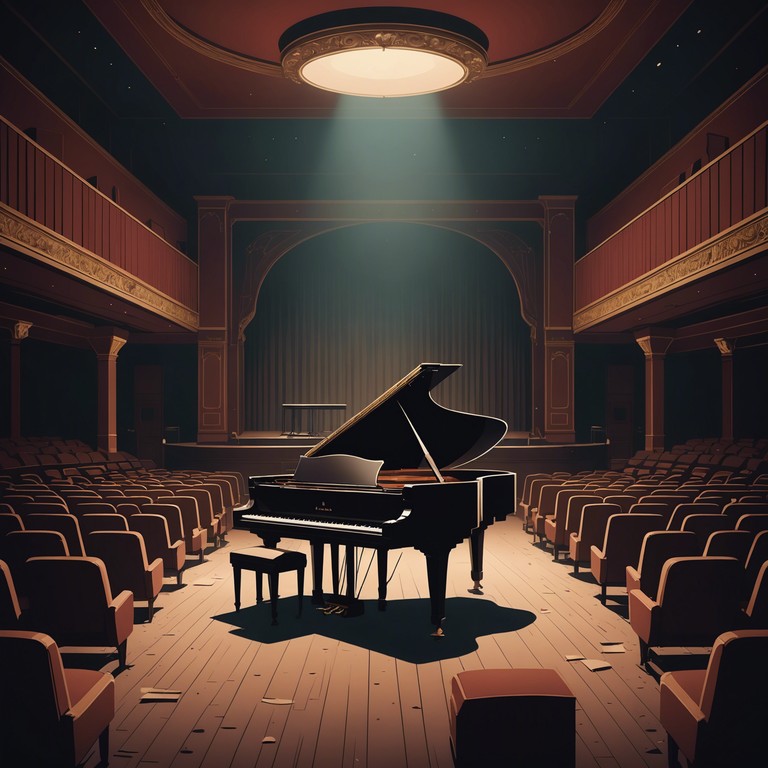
[280,7,488,98]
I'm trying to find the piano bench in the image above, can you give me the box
[450,668,575,768]
[230,546,307,625]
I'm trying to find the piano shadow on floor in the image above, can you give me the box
[213,597,536,664]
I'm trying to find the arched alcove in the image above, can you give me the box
[241,222,531,432]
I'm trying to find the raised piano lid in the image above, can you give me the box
[303,363,507,471]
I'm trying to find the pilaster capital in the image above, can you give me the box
[714,337,735,356]
[634,330,674,358]
[12,321,32,341]
[89,327,129,358]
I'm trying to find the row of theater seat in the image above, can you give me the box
[623,437,768,481]
[518,470,768,670]
[0,466,249,766]
[0,468,248,663]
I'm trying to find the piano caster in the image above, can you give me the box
[431,627,445,638]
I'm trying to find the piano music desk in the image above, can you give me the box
[230,546,307,625]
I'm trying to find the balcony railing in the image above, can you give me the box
[0,116,198,314]
[575,121,767,312]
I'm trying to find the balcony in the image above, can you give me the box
[0,116,198,331]
[575,122,768,333]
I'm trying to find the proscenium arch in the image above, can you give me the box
[232,219,542,433]
[235,222,540,343]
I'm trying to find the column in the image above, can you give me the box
[635,331,674,452]
[88,328,128,454]
[10,321,32,440]
[541,196,577,443]
[195,196,234,443]
[714,338,735,441]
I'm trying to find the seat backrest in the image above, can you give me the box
[128,513,172,559]
[703,530,754,566]
[0,630,70,741]
[564,495,601,532]
[657,556,742,636]
[24,513,84,555]
[142,503,184,542]
[0,560,21,626]
[603,494,637,514]
[114,502,143,518]
[520,473,549,506]
[745,531,768,590]
[681,514,733,549]
[697,630,768,762]
[71,501,119,517]
[17,501,69,516]
[577,503,621,540]
[723,501,768,521]
[744,561,768,626]
[530,480,564,512]
[80,513,129,537]
[735,513,768,533]
[666,502,721,530]
[87,531,149,594]
[635,531,699,600]
[553,489,590,521]
[628,502,673,524]
[601,513,664,573]
[25,556,114,641]
[538,483,582,518]
[176,488,215,525]
[2,530,70,591]
[0,511,24,535]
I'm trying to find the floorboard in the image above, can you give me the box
[77,517,672,768]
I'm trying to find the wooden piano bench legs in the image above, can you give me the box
[450,668,576,768]
[230,546,307,625]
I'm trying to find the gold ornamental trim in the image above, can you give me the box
[0,205,199,331]
[141,0,281,77]
[573,210,768,332]
[281,25,487,85]
[484,0,624,78]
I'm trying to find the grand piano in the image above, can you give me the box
[237,363,516,634]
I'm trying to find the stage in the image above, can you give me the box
[164,432,609,491]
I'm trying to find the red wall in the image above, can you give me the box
[0,58,187,249]
[587,67,768,251]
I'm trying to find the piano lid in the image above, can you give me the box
[305,363,507,471]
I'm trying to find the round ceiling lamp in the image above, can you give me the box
[279,7,488,98]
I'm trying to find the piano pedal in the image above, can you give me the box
[468,580,483,595]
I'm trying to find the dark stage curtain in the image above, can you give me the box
[244,223,531,434]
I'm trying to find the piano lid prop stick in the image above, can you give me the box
[398,401,444,483]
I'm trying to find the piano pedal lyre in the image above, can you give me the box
[318,595,365,618]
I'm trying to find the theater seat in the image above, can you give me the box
[626,531,699,601]
[0,629,115,767]
[629,556,742,666]
[87,530,164,621]
[590,513,663,604]
[24,556,133,667]
[660,630,768,767]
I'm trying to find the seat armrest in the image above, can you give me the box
[626,565,641,594]
[659,673,706,762]
[628,588,659,643]
[110,589,134,644]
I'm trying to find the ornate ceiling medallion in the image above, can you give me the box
[279,8,488,98]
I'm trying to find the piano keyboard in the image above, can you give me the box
[241,513,384,536]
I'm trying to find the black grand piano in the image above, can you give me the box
[237,363,516,634]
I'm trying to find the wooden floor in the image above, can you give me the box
[78,517,670,768]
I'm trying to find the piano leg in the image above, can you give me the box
[330,544,340,596]
[310,541,325,605]
[469,527,484,593]
[424,547,451,637]
[377,548,388,611]
[345,544,356,599]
